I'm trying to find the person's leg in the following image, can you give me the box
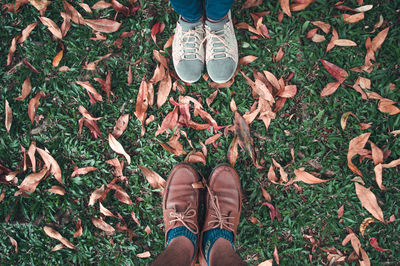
[204,0,234,22]
[152,236,193,266]
[199,165,246,266]
[170,0,205,83]
[151,163,201,266]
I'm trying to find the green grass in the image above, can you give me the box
[1,0,400,264]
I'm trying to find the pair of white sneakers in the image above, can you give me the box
[172,11,238,84]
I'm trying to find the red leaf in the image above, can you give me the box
[151,22,160,44]
[28,91,45,124]
[73,218,83,238]
[280,0,291,17]
[85,19,121,33]
[36,147,63,184]
[262,202,276,222]
[369,237,390,251]
[155,106,178,136]
[111,0,129,16]
[320,59,348,83]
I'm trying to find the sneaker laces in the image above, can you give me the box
[168,203,199,234]
[206,185,235,231]
[206,27,230,60]
[180,26,204,60]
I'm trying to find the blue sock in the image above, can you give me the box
[166,226,197,260]
[202,228,234,265]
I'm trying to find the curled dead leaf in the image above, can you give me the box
[360,217,374,237]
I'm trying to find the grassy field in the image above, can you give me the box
[1,0,399,265]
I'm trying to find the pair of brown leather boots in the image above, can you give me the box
[163,163,242,265]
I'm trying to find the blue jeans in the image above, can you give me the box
[170,0,234,22]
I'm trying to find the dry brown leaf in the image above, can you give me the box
[75,81,103,102]
[29,0,51,11]
[274,47,284,62]
[18,21,39,44]
[378,98,400,115]
[155,107,178,137]
[258,259,273,266]
[381,158,400,168]
[239,55,258,66]
[144,225,151,234]
[311,34,326,43]
[326,28,338,52]
[184,151,206,165]
[88,185,105,206]
[84,19,121,33]
[343,13,364,24]
[347,133,371,176]
[334,39,357,46]
[91,217,115,233]
[261,186,271,202]
[99,202,116,217]
[112,114,130,138]
[360,217,374,237]
[71,166,97,177]
[263,70,280,90]
[28,91,44,124]
[108,184,133,205]
[92,0,112,9]
[355,183,385,222]
[234,112,257,165]
[108,133,131,164]
[7,36,18,66]
[28,141,36,172]
[371,27,389,52]
[157,71,172,108]
[272,158,287,183]
[5,100,12,134]
[205,133,222,145]
[39,17,62,39]
[164,34,174,49]
[278,85,297,98]
[338,205,344,218]
[8,235,18,253]
[78,2,92,13]
[136,251,151,258]
[370,142,383,165]
[131,211,141,226]
[354,5,373,12]
[227,135,239,167]
[294,169,328,184]
[52,50,63,67]
[280,0,291,17]
[342,232,361,256]
[16,167,48,195]
[254,79,274,102]
[311,21,331,34]
[73,218,83,238]
[341,111,358,130]
[134,77,148,136]
[48,185,65,195]
[274,245,279,265]
[139,165,166,191]
[15,77,32,101]
[36,147,62,184]
[321,82,341,97]
[50,244,65,252]
[43,226,76,249]
[374,164,386,190]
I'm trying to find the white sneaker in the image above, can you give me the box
[205,11,238,83]
[172,17,205,83]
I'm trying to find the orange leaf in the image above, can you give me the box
[134,77,148,136]
[294,169,328,184]
[112,113,130,138]
[274,47,284,62]
[355,183,385,222]
[36,147,63,184]
[136,251,151,258]
[258,259,273,266]
[5,100,12,134]
[84,19,121,33]
[164,34,174,49]
[334,39,357,47]
[52,50,63,67]
[144,225,151,234]
[321,82,341,97]
[39,17,62,39]
[8,235,18,253]
[43,226,76,249]
[370,142,383,165]
[360,217,374,237]
[88,185,105,206]
[48,185,65,195]
[91,217,115,233]
[139,165,166,191]
[278,85,297,98]
[155,106,178,137]
[15,76,32,101]
[382,158,400,168]
[239,55,258,66]
[108,133,131,164]
[28,91,45,124]
[343,13,364,24]
[280,0,291,17]
[347,133,371,176]
[7,36,18,66]
[338,205,344,218]
[274,245,279,265]
[378,99,400,115]
[371,27,389,52]
[261,186,272,202]
[227,135,239,167]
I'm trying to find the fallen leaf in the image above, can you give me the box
[36,148,62,184]
[258,259,273,266]
[28,91,45,124]
[29,0,51,11]
[109,184,133,205]
[164,34,174,49]
[342,233,361,256]
[8,235,18,253]
[338,205,344,218]
[18,21,39,44]
[43,226,76,249]
[382,158,400,168]
[261,186,271,202]
[15,77,32,101]
[155,106,178,136]
[271,159,288,183]
[234,112,256,165]
[347,133,371,176]
[5,100,12,134]
[157,71,172,108]
[341,112,357,130]
[294,169,328,184]
[355,183,384,222]
[360,217,374,237]
[112,114,130,138]
[274,245,279,265]
[127,65,133,85]
[7,36,18,66]
[311,21,331,34]
[343,13,364,24]
[354,4,373,12]
[227,135,239,167]
[334,39,357,47]
[241,0,263,9]
[88,185,105,206]
[239,55,258,65]
[369,237,389,251]
[262,202,276,222]
[378,98,400,115]
[370,142,383,165]
[311,34,326,43]
[72,218,83,238]
[111,0,129,16]
[50,244,65,252]
[184,151,206,165]
[84,19,121,33]
[75,81,103,102]
[108,133,131,164]
[320,59,348,83]
[145,225,151,234]
[326,28,338,52]
[280,0,291,17]
[92,1,112,9]
[99,202,116,217]
[373,164,386,190]
[139,165,166,191]
[39,17,62,39]
[278,85,297,98]
[371,27,389,52]
[134,77,148,137]
[274,47,284,62]
[131,211,141,226]
[15,167,47,195]
[136,251,151,258]
[151,22,161,44]
[91,217,115,233]
[263,70,280,90]
[205,133,222,145]
[52,50,63,67]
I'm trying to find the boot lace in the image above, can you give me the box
[206,186,235,231]
[168,203,199,234]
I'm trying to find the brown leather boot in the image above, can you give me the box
[199,164,242,265]
[163,163,200,265]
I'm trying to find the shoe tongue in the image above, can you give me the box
[205,16,229,32]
